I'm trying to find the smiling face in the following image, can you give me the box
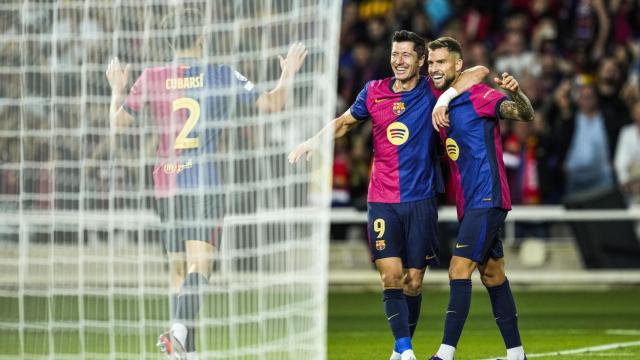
[427,47,462,90]
[390,41,424,83]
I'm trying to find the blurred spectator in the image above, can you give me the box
[614,101,640,202]
[423,0,452,33]
[495,31,541,78]
[596,57,631,151]
[504,121,541,205]
[4,0,640,212]
[332,138,351,207]
[558,83,615,196]
[465,42,490,67]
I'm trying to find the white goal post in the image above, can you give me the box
[0,1,341,359]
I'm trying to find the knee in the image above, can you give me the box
[403,276,423,296]
[381,271,404,289]
[481,270,506,288]
[448,263,474,280]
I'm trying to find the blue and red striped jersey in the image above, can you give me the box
[123,59,258,198]
[350,76,444,203]
[439,83,511,220]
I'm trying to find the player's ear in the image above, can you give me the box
[418,54,425,67]
[455,58,463,72]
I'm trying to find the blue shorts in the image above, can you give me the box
[155,194,223,253]
[454,208,508,263]
[367,197,439,269]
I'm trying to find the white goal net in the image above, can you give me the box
[0,1,340,359]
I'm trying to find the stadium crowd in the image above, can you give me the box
[333,0,640,209]
[1,0,640,212]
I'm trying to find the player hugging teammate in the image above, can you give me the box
[426,37,534,360]
[290,31,489,360]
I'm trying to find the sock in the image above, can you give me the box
[487,279,522,350]
[171,293,179,319]
[442,279,472,347]
[436,344,456,360]
[185,327,196,353]
[506,345,525,360]
[175,272,208,352]
[405,293,422,337]
[383,289,411,352]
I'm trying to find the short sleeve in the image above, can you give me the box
[349,82,370,121]
[469,84,507,119]
[123,70,147,116]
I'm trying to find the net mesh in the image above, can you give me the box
[0,1,340,359]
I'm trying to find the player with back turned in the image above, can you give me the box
[289,30,489,360]
[106,8,307,359]
[425,37,534,360]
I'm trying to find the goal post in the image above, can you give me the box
[0,1,340,359]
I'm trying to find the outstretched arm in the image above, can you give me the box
[105,57,135,128]
[288,109,359,163]
[256,42,308,113]
[432,65,490,129]
[495,72,534,122]
[107,58,134,127]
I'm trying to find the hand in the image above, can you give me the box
[106,57,130,94]
[288,139,316,163]
[494,72,519,93]
[432,106,449,130]
[279,42,308,75]
[553,80,572,110]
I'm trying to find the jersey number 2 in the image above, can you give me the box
[173,97,200,150]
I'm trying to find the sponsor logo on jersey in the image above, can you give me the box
[162,160,193,174]
[165,73,205,90]
[387,122,409,145]
[392,101,405,115]
[375,240,386,251]
[446,137,459,161]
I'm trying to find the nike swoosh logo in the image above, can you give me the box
[387,313,399,321]
[455,243,469,249]
[425,254,437,260]
[374,98,388,103]
[446,310,456,314]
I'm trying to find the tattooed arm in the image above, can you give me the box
[495,72,535,122]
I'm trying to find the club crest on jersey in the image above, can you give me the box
[375,240,386,251]
[446,138,459,161]
[392,101,405,115]
[387,122,409,145]
[162,160,193,174]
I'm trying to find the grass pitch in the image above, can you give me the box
[1,289,639,359]
[328,289,640,359]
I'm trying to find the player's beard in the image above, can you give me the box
[434,71,457,90]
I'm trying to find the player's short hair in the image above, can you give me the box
[392,30,426,59]
[428,37,463,59]
[161,8,204,51]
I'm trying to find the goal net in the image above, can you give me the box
[0,1,340,359]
